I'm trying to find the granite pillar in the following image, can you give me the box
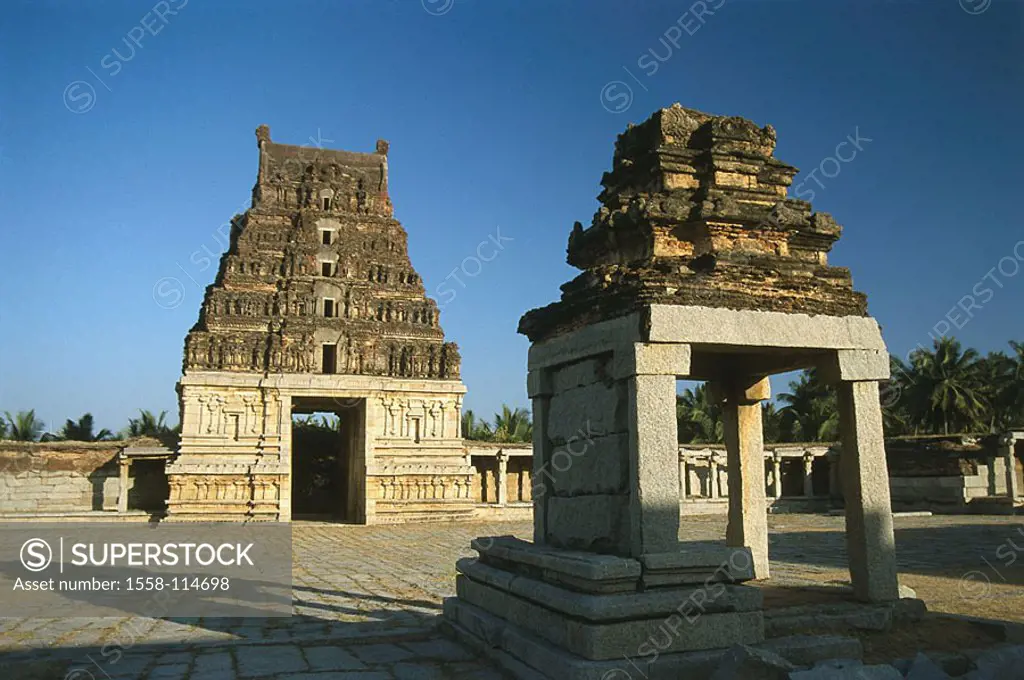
[718,377,771,579]
[771,454,783,500]
[496,451,509,506]
[1002,435,1020,501]
[803,452,815,498]
[836,379,899,602]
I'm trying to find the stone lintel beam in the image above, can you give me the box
[820,349,890,383]
[527,313,644,371]
[645,305,885,351]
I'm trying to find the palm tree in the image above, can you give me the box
[124,409,173,438]
[677,385,723,444]
[461,409,493,441]
[901,337,987,434]
[879,355,913,436]
[57,413,114,441]
[0,417,6,440]
[991,341,1024,429]
[761,401,782,444]
[777,370,838,442]
[491,405,532,443]
[4,410,45,442]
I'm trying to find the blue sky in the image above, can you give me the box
[1,0,1022,434]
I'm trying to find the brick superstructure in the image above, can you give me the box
[519,104,868,342]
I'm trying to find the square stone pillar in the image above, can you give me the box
[708,454,720,499]
[803,452,815,497]
[496,451,509,506]
[679,454,688,500]
[827,450,841,499]
[527,368,554,543]
[836,379,899,602]
[771,453,783,500]
[717,377,771,579]
[1001,435,1021,501]
[626,371,681,556]
[117,458,130,513]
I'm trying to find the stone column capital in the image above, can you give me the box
[820,349,890,383]
[999,432,1022,448]
[708,376,771,406]
[611,342,691,379]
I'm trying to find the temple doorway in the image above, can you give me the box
[290,397,366,522]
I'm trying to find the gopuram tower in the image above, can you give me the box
[167,125,469,523]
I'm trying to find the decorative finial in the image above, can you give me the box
[256,124,270,145]
[376,139,390,156]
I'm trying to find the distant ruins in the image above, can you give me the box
[445,104,906,677]
[166,126,470,523]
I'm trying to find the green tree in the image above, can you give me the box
[879,355,913,436]
[4,410,45,442]
[985,340,1024,430]
[901,337,987,434]
[676,385,723,444]
[761,401,782,444]
[124,410,174,439]
[491,405,532,443]
[57,413,114,442]
[777,369,838,442]
[461,409,493,441]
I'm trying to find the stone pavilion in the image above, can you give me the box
[444,104,901,678]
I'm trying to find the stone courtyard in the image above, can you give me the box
[2,514,1022,679]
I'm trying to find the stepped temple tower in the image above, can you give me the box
[167,125,469,523]
[445,105,900,678]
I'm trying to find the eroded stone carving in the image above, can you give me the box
[167,127,469,524]
[519,104,868,342]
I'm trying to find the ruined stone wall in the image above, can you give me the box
[0,440,165,515]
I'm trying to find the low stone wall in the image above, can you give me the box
[883,434,1022,511]
[2,434,1018,520]
[0,439,166,515]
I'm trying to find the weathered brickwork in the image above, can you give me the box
[519,104,868,342]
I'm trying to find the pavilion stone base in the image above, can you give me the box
[443,537,765,678]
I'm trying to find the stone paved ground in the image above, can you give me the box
[1,514,1022,678]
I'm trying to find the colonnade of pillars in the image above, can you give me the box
[476,450,533,506]
[677,448,837,501]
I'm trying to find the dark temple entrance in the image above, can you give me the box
[290,397,366,522]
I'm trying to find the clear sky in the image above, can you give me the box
[1,0,1022,434]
